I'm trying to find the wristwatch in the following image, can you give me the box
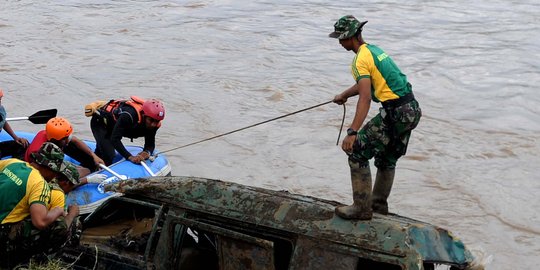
[347,128,358,136]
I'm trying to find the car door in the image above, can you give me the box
[154,213,291,270]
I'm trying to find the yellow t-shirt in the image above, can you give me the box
[0,159,51,224]
[351,43,411,103]
[49,189,66,211]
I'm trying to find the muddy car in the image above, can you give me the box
[60,176,481,270]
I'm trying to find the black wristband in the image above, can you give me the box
[347,128,357,136]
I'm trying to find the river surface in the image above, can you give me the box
[1,1,539,269]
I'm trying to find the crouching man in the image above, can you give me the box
[0,142,80,267]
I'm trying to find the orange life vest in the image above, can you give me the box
[101,96,146,124]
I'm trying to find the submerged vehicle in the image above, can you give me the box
[60,176,482,270]
[0,131,172,214]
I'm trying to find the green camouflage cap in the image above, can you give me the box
[329,15,368,40]
[31,142,80,185]
[48,182,63,192]
[60,162,80,185]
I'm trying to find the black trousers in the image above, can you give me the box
[90,115,116,166]
[0,140,26,160]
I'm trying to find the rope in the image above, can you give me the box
[336,103,346,145]
[157,100,346,155]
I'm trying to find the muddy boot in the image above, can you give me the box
[335,160,373,220]
[372,168,395,215]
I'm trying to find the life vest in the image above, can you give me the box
[100,96,146,124]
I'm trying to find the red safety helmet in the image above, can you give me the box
[46,117,73,140]
[142,99,165,121]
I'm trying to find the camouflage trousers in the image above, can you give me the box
[0,217,69,268]
[350,99,421,168]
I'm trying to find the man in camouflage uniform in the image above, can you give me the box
[329,15,422,220]
[48,159,84,247]
[0,142,80,267]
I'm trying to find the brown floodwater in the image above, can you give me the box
[1,1,539,269]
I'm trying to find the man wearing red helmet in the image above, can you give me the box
[90,96,165,165]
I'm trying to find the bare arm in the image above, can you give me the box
[3,122,29,147]
[29,204,64,230]
[64,205,80,228]
[349,78,372,131]
[70,136,104,166]
[341,78,372,153]
[70,136,96,157]
[333,84,361,105]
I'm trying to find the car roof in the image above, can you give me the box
[106,176,475,266]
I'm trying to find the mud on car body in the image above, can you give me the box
[60,176,479,270]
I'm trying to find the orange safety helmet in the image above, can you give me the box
[46,117,73,140]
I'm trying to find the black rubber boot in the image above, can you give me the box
[335,160,373,220]
[372,168,395,215]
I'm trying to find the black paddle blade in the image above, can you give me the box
[28,109,58,124]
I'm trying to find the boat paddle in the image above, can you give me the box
[6,109,58,124]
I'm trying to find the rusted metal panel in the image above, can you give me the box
[218,235,275,270]
[105,176,476,268]
[289,237,358,270]
[152,210,182,269]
